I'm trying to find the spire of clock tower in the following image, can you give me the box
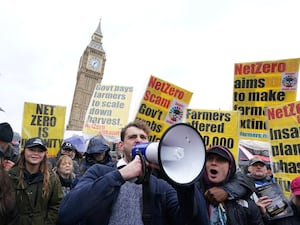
[89,19,104,52]
[95,18,103,36]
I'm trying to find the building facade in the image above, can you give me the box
[67,20,106,131]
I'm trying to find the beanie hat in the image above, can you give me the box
[0,122,14,142]
[291,176,300,195]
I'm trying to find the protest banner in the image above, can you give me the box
[83,84,133,142]
[233,58,299,141]
[135,75,193,142]
[266,100,300,197]
[21,102,66,157]
[185,109,240,162]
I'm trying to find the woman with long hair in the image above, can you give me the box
[8,137,63,225]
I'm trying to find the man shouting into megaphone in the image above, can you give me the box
[58,119,209,225]
[59,119,257,225]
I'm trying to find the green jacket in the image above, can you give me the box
[9,167,63,225]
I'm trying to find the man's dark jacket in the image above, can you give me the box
[58,164,209,225]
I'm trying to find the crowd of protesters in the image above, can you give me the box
[0,120,300,225]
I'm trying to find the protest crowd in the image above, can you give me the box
[0,120,300,225]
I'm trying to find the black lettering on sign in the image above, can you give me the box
[269,127,300,140]
[36,104,55,115]
[138,103,163,120]
[274,177,291,193]
[271,142,300,157]
[185,109,231,122]
[248,90,285,101]
[273,160,300,174]
[30,115,57,126]
[38,127,48,138]
[135,116,163,133]
[240,119,266,130]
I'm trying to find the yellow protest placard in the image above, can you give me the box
[83,84,133,141]
[135,75,193,142]
[233,58,299,141]
[185,109,240,162]
[266,100,300,197]
[21,102,66,157]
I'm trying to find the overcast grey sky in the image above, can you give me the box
[1,0,300,133]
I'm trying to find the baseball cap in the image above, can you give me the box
[206,146,237,180]
[249,157,266,166]
[24,137,47,151]
[61,142,75,151]
[206,146,231,161]
[291,176,300,195]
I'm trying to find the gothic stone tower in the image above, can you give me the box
[67,20,106,130]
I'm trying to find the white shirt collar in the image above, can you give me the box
[117,158,127,168]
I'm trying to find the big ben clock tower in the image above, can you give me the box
[67,20,106,131]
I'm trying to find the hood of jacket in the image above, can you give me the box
[86,136,110,154]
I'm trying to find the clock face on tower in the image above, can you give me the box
[88,56,100,70]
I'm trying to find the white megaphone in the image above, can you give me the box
[132,123,206,186]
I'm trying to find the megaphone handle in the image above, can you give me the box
[135,150,147,184]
